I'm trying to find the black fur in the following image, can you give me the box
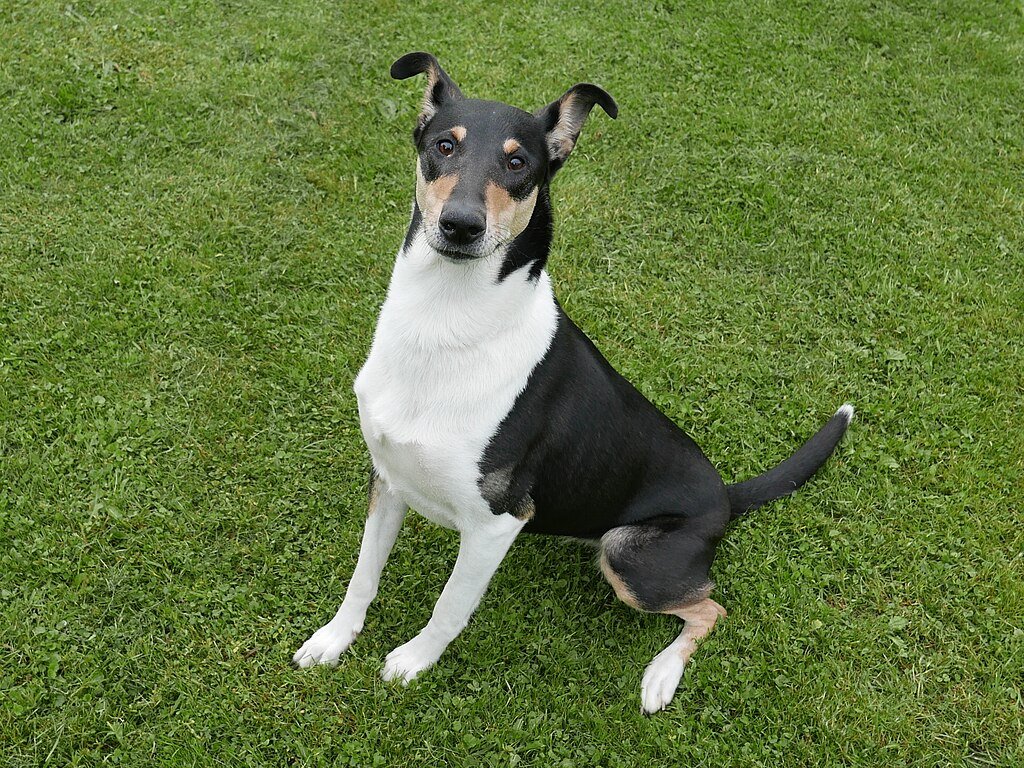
[391,54,852,603]
[479,309,730,539]
[479,307,851,536]
[497,187,553,282]
[402,202,423,253]
[534,84,618,174]
[726,408,853,518]
[391,56,613,273]
[602,519,717,612]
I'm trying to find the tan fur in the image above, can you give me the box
[419,65,440,124]
[367,474,383,517]
[415,159,459,222]
[485,182,538,240]
[662,582,715,613]
[599,551,642,610]
[547,92,579,160]
[503,138,520,154]
[667,598,727,665]
[514,497,535,522]
[451,125,467,142]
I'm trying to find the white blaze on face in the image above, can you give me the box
[485,182,538,242]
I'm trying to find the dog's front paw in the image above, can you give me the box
[381,634,444,684]
[639,647,686,715]
[292,620,361,668]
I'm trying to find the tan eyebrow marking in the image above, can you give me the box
[503,138,520,154]
[451,125,467,142]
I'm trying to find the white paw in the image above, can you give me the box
[381,634,444,684]
[640,647,686,715]
[292,619,361,668]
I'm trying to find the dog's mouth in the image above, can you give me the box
[436,245,480,261]
[426,230,490,262]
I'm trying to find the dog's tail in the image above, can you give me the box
[727,404,854,520]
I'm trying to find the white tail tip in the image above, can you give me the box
[836,403,855,423]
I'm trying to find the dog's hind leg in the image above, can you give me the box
[293,471,407,668]
[639,598,726,714]
[599,520,726,714]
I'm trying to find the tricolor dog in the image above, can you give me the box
[293,52,853,713]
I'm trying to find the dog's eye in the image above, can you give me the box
[437,139,455,156]
[507,156,526,171]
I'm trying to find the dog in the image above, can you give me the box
[293,52,853,714]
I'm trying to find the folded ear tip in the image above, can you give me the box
[577,83,618,118]
[594,87,618,118]
[390,51,436,80]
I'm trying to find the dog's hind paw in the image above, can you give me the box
[639,648,686,715]
[292,621,360,668]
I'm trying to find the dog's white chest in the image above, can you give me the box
[354,241,557,529]
[355,345,501,526]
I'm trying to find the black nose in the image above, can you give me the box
[439,207,485,245]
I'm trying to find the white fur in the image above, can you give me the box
[294,232,557,678]
[640,642,688,714]
[380,515,523,682]
[354,231,557,530]
[640,600,726,714]
[292,485,406,668]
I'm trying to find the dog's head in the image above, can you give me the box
[391,52,617,264]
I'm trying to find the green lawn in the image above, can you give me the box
[2,0,1022,765]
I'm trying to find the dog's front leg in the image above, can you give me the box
[293,475,407,668]
[381,514,524,683]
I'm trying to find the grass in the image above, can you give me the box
[1,0,1022,765]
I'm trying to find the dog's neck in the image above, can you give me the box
[376,190,557,350]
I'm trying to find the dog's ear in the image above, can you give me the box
[535,84,617,174]
[391,52,463,139]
